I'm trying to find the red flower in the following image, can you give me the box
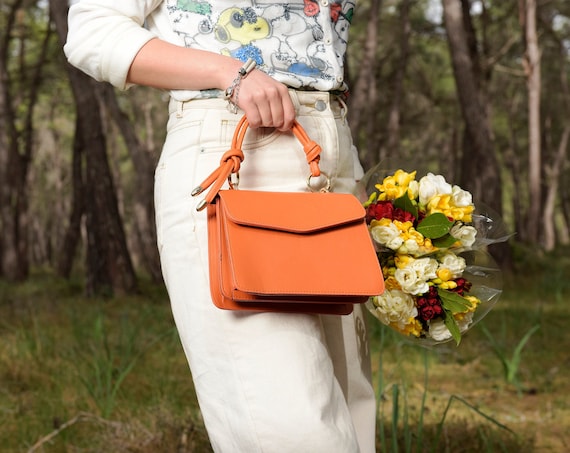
[418,304,443,321]
[449,278,472,296]
[416,290,443,321]
[366,201,416,225]
[366,201,394,223]
[393,207,416,224]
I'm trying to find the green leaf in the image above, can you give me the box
[393,194,418,218]
[443,309,462,345]
[417,213,453,239]
[432,234,460,248]
[437,288,472,313]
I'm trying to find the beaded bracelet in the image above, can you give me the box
[224,58,257,114]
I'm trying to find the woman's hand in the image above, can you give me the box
[232,69,296,131]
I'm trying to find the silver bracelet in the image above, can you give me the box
[224,58,257,114]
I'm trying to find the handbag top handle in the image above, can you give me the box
[192,115,324,211]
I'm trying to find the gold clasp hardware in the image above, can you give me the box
[307,172,331,193]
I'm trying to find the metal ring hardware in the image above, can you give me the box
[228,172,240,190]
[307,172,331,193]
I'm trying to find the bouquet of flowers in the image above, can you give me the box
[359,165,506,346]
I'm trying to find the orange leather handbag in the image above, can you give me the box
[192,116,384,315]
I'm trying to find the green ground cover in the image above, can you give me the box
[1,248,568,452]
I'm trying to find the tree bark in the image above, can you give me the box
[442,0,501,209]
[347,0,382,169]
[100,87,162,282]
[0,0,48,281]
[0,1,21,279]
[560,176,570,245]
[51,0,137,295]
[542,125,569,250]
[520,0,542,245]
[385,0,412,155]
[56,115,86,278]
[442,0,511,269]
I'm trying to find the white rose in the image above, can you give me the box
[409,257,439,280]
[451,185,473,207]
[400,238,421,255]
[428,319,452,341]
[370,222,403,251]
[438,252,466,278]
[394,267,429,295]
[418,173,452,206]
[450,224,477,247]
[373,290,418,328]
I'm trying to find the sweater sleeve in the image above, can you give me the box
[64,0,163,90]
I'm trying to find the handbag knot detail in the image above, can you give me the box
[220,147,244,171]
[302,140,322,177]
[192,115,326,210]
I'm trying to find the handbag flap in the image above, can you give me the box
[218,190,365,233]
[214,190,385,298]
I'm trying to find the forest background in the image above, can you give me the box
[1,0,569,289]
[1,0,569,452]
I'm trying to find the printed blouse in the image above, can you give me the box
[65,0,356,101]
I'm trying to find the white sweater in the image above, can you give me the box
[64,0,356,101]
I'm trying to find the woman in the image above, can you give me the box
[65,1,376,451]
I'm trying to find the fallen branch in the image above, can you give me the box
[27,411,117,452]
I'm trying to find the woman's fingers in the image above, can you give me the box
[236,72,296,131]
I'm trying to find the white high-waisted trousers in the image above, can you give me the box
[155,91,376,453]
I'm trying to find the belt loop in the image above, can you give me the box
[176,100,184,118]
[337,96,348,123]
[288,89,301,113]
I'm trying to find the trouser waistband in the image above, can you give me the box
[168,89,347,120]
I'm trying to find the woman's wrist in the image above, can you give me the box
[223,59,257,113]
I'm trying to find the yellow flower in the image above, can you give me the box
[397,318,423,337]
[384,276,401,290]
[393,220,414,235]
[427,194,474,222]
[370,218,392,228]
[394,254,414,269]
[436,268,453,282]
[375,169,417,201]
[426,194,452,215]
[438,280,458,290]
[464,295,480,311]
[404,227,423,242]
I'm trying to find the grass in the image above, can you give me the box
[369,245,570,452]
[0,274,211,452]
[1,249,569,452]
